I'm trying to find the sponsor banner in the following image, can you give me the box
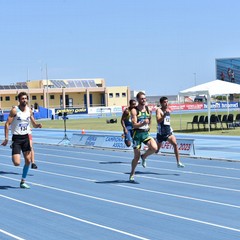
[147,104,158,112]
[160,138,195,155]
[168,102,239,111]
[71,134,104,147]
[55,107,87,115]
[203,102,239,109]
[121,104,157,112]
[71,133,131,150]
[88,106,122,114]
[102,136,130,149]
[71,133,194,155]
[169,103,204,111]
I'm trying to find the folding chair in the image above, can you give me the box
[186,115,199,130]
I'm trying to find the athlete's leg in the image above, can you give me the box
[124,129,133,147]
[12,141,21,166]
[141,138,158,160]
[167,135,184,167]
[155,133,163,153]
[129,148,141,181]
[30,138,38,169]
[20,135,32,188]
[12,154,21,166]
[20,151,32,189]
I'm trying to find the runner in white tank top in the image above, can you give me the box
[1,92,42,189]
[11,105,31,135]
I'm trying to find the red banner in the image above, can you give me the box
[121,103,203,112]
[169,103,204,111]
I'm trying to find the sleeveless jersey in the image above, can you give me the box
[157,111,172,136]
[11,106,31,135]
[124,108,132,128]
[136,107,150,130]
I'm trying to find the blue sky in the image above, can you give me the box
[1,0,240,95]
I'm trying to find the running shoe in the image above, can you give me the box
[31,163,38,169]
[141,154,147,168]
[20,182,30,189]
[129,175,135,182]
[177,162,185,168]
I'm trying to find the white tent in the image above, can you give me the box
[178,80,240,131]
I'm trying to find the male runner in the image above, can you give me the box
[129,92,158,182]
[1,92,42,188]
[121,99,137,147]
[156,96,184,168]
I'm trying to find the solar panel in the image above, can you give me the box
[89,80,97,87]
[82,80,90,87]
[67,80,76,88]
[51,80,61,88]
[60,80,67,88]
[75,80,83,87]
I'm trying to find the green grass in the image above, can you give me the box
[1,111,240,136]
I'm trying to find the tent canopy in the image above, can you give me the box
[178,80,240,131]
[179,79,240,97]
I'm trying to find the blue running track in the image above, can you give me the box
[0,129,240,239]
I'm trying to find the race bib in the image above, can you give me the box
[19,123,29,132]
[164,115,170,125]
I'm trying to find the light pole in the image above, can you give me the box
[27,68,31,106]
[46,64,49,118]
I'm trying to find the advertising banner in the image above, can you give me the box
[55,107,87,115]
[71,133,194,155]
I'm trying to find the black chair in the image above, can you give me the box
[216,114,223,129]
[227,114,235,128]
[204,116,209,130]
[221,114,228,125]
[186,115,199,130]
[198,115,206,130]
[222,114,235,129]
[234,113,240,126]
[210,114,218,129]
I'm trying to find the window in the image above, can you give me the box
[32,96,37,100]
[50,95,55,100]
[0,96,2,101]
[5,96,10,101]
[15,96,18,101]
[109,93,113,98]
[115,93,120,98]
[122,92,126,97]
[41,95,43,100]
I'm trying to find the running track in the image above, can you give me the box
[1,141,240,239]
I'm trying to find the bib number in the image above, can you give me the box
[19,123,28,132]
[164,115,170,125]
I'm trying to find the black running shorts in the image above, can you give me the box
[11,134,31,155]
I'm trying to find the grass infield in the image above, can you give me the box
[1,111,240,136]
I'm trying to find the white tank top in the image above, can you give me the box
[11,106,31,135]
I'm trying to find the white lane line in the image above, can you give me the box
[116,184,240,209]
[1,160,240,193]
[3,150,240,182]
[1,180,240,234]
[0,194,149,240]
[2,148,240,174]
[1,171,240,211]
[0,229,25,240]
